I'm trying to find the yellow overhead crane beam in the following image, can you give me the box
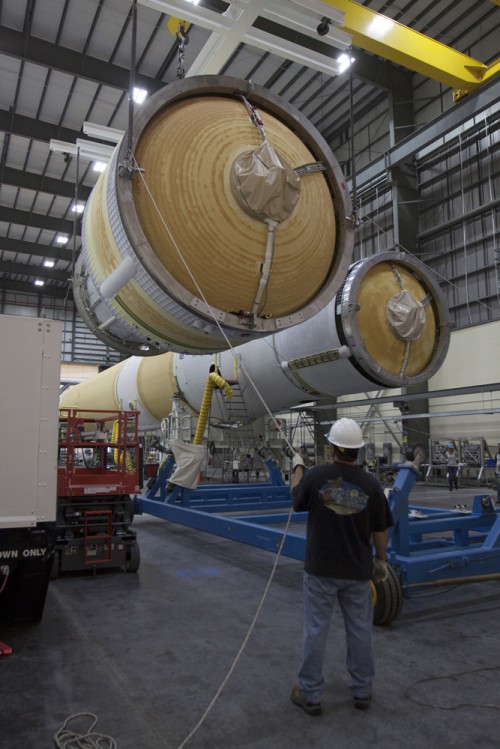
[323,0,499,98]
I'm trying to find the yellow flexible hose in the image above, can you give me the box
[112,420,119,465]
[112,418,134,473]
[193,373,234,445]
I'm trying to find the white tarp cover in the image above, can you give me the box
[168,439,205,489]
[230,141,300,223]
[386,290,425,341]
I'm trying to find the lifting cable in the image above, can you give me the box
[348,45,358,221]
[237,94,267,142]
[133,153,298,448]
[133,154,298,749]
[132,155,296,454]
[175,507,295,749]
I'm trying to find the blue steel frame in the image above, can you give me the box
[135,457,500,597]
[388,461,500,591]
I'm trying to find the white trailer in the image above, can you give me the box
[0,316,62,622]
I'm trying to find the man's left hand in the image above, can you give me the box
[372,557,388,583]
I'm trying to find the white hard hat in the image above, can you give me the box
[326,418,365,449]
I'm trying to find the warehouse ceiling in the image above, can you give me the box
[0,0,499,303]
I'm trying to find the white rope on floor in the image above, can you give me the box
[53,712,118,749]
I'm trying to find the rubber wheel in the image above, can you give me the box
[405,443,427,463]
[124,540,140,573]
[372,564,403,625]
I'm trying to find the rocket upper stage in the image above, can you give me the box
[73,75,354,356]
[61,252,451,429]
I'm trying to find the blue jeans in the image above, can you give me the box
[298,572,375,703]
[448,466,458,490]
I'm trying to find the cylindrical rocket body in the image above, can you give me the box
[73,75,353,356]
[62,252,451,430]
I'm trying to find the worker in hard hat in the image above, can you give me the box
[444,442,459,491]
[289,417,393,716]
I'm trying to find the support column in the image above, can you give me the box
[398,383,429,464]
[388,76,430,454]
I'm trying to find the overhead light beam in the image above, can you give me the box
[245,28,343,76]
[83,122,124,143]
[50,139,116,162]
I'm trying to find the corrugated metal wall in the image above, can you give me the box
[416,111,500,328]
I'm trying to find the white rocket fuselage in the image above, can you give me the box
[61,252,451,429]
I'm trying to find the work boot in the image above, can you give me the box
[290,685,322,716]
[353,695,372,710]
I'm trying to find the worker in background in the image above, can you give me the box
[298,444,312,467]
[444,442,459,491]
[495,442,500,504]
[93,427,109,467]
[289,418,394,716]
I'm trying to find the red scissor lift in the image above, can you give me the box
[53,408,141,576]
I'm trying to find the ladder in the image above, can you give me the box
[224,380,258,454]
[83,510,113,565]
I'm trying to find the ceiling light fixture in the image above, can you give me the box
[34,279,45,287]
[337,52,354,73]
[244,28,344,76]
[93,161,107,173]
[71,202,85,214]
[132,87,148,104]
[56,234,69,244]
[43,259,55,268]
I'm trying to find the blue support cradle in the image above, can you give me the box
[136,452,500,601]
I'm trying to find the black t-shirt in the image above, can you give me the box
[292,461,394,580]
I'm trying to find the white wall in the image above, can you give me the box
[329,320,500,460]
[428,319,500,453]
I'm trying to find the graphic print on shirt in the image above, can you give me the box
[318,477,368,516]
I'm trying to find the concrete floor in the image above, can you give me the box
[1,482,499,749]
